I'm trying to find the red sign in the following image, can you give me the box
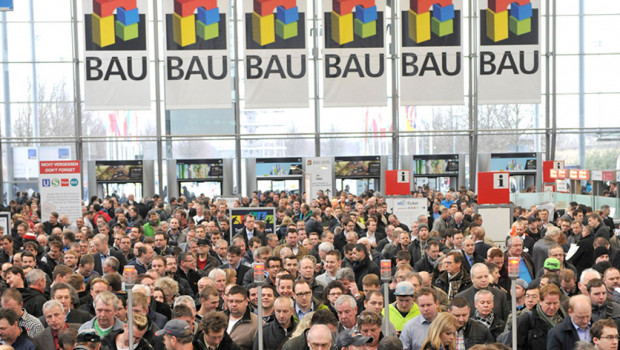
[558,170,567,178]
[39,161,81,174]
[385,170,410,196]
[61,179,69,186]
[602,171,615,181]
[477,172,510,204]
[578,170,589,180]
[543,160,564,183]
[550,169,558,179]
[569,170,579,180]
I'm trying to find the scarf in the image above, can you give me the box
[536,303,562,327]
[472,309,494,328]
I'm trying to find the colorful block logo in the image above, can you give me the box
[251,0,300,46]
[330,0,378,45]
[407,0,455,44]
[485,0,533,43]
[91,0,141,48]
[172,0,221,47]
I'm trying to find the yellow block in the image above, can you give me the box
[331,11,353,45]
[486,8,508,42]
[92,13,115,47]
[252,12,275,46]
[408,10,430,44]
[173,12,196,47]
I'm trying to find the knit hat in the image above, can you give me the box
[23,232,37,241]
[515,279,528,289]
[594,246,610,260]
[418,223,429,231]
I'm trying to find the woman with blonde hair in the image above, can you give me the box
[420,312,458,350]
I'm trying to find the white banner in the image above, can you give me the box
[305,157,334,202]
[164,0,231,109]
[400,0,464,105]
[385,197,428,228]
[243,0,309,108]
[83,0,150,110]
[39,161,83,224]
[478,0,540,104]
[322,0,386,107]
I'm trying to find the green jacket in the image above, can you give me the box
[143,221,160,237]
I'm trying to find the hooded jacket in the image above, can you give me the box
[101,328,154,350]
[193,330,240,350]
[253,316,297,350]
[227,305,261,350]
[20,287,48,318]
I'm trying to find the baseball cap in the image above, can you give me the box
[394,281,415,296]
[515,279,528,290]
[76,329,101,343]
[154,319,192,337]
[336,330,372,349]
[543,258,561,271]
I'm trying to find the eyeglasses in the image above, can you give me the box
[601,335,620,341]
[329,292,343,297]
[296,291,312,297]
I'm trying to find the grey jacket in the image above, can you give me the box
[78,317,125,335]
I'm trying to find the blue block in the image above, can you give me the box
[0,0,13,10]
[432,4,454,22]
[116,7,139,26]
[510,2,532,21]
[197,6,220,26]
[355,5,377,24]
[276,6,298,24]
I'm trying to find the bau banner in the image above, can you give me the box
[323,0,386,107]
[83,0,151,110]
[39,161,83,224]
[229,207,276,241]
[478,0,540,104]
[400,0,464,105]
[243,0,309,108]
[164,0,231,109]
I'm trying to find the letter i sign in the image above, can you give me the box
[493,173,508,189]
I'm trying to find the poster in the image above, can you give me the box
[322,0,387,107]
[478,0,540,104]
[385,197,427,228]
[305,157,333,201]
[164,0,231,109]
[243,0,309,108]
[39,161,83,224]
[83,0,151,110]
[400,0,464,105]
[229,207,276,240]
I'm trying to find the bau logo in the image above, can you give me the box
[402,0,460,47]
[246,0,305,49]
[166,0,227,50]
[85,0,147,51]
[481,0,538,45]
[325,0,383,48]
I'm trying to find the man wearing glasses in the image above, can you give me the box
[591,318,619,350]
[293,280,327,320]
[225,285,259,350]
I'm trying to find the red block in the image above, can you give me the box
[409,0,451,14]
[488,0,530,13]
[477,172,510,205]
[333,0,374,15]
[385,170,411,196]
[174,0,217,17]
[93,0,137,17]
[253,0,296,16]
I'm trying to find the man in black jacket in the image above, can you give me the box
[435,251,472,300]
[449,297,494,348]
[253,296,297,350]
[516,284,566,350]
[351,244,380,290]
[547,294,591,350]
[569,224,596,277]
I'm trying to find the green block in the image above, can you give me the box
[354,18,376,38]
[115,21,138,41]
[431,17,453,37]
[197,20,219,40]
[509,16,531,36]
[275,19,297,40]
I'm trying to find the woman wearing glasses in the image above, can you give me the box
[322,281,346,319]
[420,313,458,350]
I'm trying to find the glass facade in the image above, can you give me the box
[0,0,618,201]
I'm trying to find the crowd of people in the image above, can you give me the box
[0,187,617,350]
